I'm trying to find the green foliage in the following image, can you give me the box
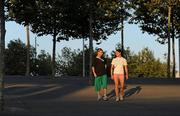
[7,0,38,25]
[5,39,52,75]
[4,39,168,77]
[130,0,179,78]
[6,0,130,77]
[6,0,133,41]
[56,47,84,76]
[5,0,171,77]
[56,46,167,78]
[56,47,110,76]
[134,47,167,77]
[110,43,167,77]
[130,0,180,43]
[36,50,52,75]
[5,39,34,75]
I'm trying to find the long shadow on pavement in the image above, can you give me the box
[107,86,142,99]
[3,77,92,112]
[124,86,141,97]
[4,78,90,100]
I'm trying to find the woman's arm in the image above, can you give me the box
[111,65,114,80]
[124,65,128,80]
[92,66,97,77]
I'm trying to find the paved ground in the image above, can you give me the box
[0,76,180,116]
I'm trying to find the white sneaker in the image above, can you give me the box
[103,95,108,101]
[116,97,119,102]
[97,96,101,101]
[120,96,123,101]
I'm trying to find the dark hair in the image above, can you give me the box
[97,48,103,52]
[96,48,103,56]
[116,49,122,53]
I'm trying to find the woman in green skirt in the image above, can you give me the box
[92,48,108,101]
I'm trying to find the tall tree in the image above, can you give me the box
[172,4,180,76]
[4,39,53,76]
[130,0,180,78]
[79,0,123,79]
[7,0,38,76]
[98,0,132,56]
[5,39,35,75]
[35,0,123,78]
[36,50,52,75]
[89,13,93,79]
[0,0,5,110]
[25,25,30,76]
[7,0,69,77]
[56,47,83,76]
[149,0,180,78]
[5,39,27,75]
[135,47,167,77]
[7,0,126,78]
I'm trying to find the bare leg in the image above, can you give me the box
[103,88,108,100]
[97,91,101,101]
[114,76,119,98]
[103,88,107,96]
[97,91,101,97]
[119,77,124,100]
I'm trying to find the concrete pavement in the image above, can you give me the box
[0,77,180,116]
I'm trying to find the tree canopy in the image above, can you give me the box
[130,0,180,43]
[6,0,126,40]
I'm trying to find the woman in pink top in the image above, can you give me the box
[111,49,128,102]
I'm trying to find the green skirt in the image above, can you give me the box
[94,75,107,92]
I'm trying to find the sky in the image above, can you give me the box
[5,21,180,71]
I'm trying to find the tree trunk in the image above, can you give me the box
[171,7,175,78]
[167,5,171,78]
[179,37,180,77]
[89,14,93,84]
[0,0,5,110]
[172,31,175,78]
[83,38,85,77]
[121,16,124,56]
[121,3,124,57]
[25,25,30,77]
[34,36,37,75]
[52,29,57,78]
